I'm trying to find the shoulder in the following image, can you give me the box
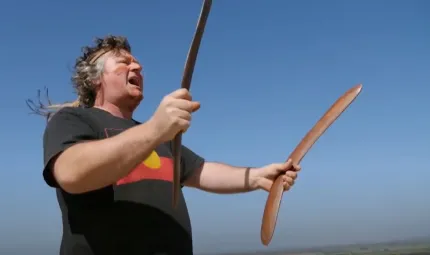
[47,106,98,125]
[44,107,96,135]
[50,106,90,119]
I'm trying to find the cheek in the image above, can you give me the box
[101,77,124,95]
[106,66,129,86]
[113,66,129,76]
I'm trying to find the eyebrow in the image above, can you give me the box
[117,55,140,64]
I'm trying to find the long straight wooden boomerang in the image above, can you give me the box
[172,0,212,208]
[260,84,363,245]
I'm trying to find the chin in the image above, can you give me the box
[130,92,143,102]
[128,87,143,95]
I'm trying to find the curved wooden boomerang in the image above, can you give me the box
[172,0,212,208]
[260,84,363,245]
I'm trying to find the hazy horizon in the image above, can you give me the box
[1,235,429,254]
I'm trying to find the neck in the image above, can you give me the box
[93,101,134,119]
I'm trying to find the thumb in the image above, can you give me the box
[268,160,292,176]
[190,101,201,113]
[170,88,191,100]
[278,159,293,172]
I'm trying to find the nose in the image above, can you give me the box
[129,61,142,73]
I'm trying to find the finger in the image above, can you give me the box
[170,88,192,100]
[175,109,192,121]
[283,159,294,169]
[284,170,298,180]
[172,99,201,113]
[281,159,301,172]
[191,101,201,112]
[282,175,294,185]
[292,162,301,172]
[177,118,191,133]
[283,180,294,191]
[283,183,292,191]
[282,177,293,190]
[265,164,286,177]
[182,91,192,101]
[274,160,293,173]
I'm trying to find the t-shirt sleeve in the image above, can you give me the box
[180,145,205,183]
[42,107,98,188]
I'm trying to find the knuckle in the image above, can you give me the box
[166,107,175,115]
[171,115,179,123]
[185,113,192,121]
[163,95,171,102]
[181,120,190,129]
[163,98,173,107]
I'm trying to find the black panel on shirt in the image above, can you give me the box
[42,106,205,255]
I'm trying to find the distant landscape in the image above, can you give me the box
[204,237,430,255]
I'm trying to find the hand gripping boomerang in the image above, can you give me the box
[260,84,363,245]
[172,0,212,208]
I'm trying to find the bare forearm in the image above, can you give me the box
[186,162,258,194]
[53,121,161,194]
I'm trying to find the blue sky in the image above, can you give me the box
[1,0,429,254]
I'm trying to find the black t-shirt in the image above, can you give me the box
[42,107,205,255]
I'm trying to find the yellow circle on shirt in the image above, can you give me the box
[143,150,161,169]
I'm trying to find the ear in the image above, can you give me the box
[90,79,103,95]
[91,78,102,88]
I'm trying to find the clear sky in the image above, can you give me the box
[1,0,429,254]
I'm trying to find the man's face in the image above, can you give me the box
[99,49,144,107]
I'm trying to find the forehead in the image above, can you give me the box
[107,49,138,62]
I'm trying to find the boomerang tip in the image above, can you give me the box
[346,84,363,97]
[354,84,363,92]
[260,217,275,246]
[261,233,272,246]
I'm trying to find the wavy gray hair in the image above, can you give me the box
[26,35,131,121]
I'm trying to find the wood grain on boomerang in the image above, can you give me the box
[172,0,212,208]
[260,84,363,245]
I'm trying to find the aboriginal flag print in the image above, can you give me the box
[104,128,174,186]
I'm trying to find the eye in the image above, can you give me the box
[117,57,130,64]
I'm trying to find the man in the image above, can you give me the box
[40,35,301,255]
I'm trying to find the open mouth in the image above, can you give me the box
[128,77,141,87]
